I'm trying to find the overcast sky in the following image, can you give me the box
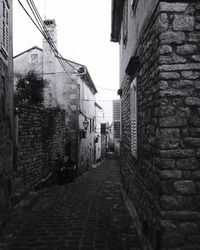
[13,0,119,123]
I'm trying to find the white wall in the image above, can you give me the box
[119,0,159,83]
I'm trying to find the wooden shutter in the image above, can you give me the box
[130,78,137,158]
[2,0,9,53]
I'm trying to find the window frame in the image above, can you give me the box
[130,78,137,158]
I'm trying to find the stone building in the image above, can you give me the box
[0,0,14,230]
[111,0,200,249]
[14,19,98,174]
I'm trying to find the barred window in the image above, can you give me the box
[2,0,9,53]
[130,78,137,158]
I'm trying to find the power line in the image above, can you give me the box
[29,0,80,73]
[96,85,118,92]
[19,0,79,84]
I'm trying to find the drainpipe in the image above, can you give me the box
[75,81,80,173]
[13,108,19,171]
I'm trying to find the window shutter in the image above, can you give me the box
[130,79,137,157]
[2,0,9,53]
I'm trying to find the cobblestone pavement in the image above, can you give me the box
[0,158,142,250]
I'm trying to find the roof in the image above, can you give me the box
[14,46,98,94]
[111,0,125,42]
[58,57,97,94]
[95,102,103,110]
[13,46,42,59]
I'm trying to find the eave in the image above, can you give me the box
[111,0,125,42]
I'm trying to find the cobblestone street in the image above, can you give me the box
[0,158,142,250]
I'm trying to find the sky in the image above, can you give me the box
[13,0,119,123]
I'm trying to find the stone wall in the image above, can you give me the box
[101,134,106,158]
[17,105,65,187]
[120,1,200,249]
[0,0,14,231]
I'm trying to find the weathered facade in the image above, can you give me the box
[94,102,103,163]
[113,99,121,156]
[14,19,98,174]
[112,0,200,249]
[0,0,13,230]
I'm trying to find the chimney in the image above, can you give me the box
[42,19,58,107]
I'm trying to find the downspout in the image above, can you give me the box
[75,81,80,173]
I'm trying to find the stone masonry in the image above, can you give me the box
[16,105,65,187]
[0,0,14,232]
[120,1,200,249]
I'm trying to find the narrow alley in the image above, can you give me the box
[0,158,142,250]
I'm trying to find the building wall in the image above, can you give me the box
[0,0,14,228]
[119,1,200,249]
[94,104,103,162]
[119,0,158,83]
[14,48,43,79]
[78,80,96,172]
[17,105,65,187]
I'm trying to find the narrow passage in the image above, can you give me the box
[1,158,142,250]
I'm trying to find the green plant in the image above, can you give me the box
[14,70,47,106]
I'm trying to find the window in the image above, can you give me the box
[130,0,139,18]
[2,0,9,53]
[130,78,137,158]
[123,0,128,47]
[29,54,39,64]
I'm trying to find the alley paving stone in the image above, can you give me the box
[0,158,142,250]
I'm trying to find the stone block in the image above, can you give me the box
[160,195,183,210]
[162,232,184,248]
[160,45,173,55]
[159,2,188,12]
[160,54,186,64]
[177,158,200,170]
[156,128,180,149]
[185,97,200,106]
[191,170,200,179]
[173,15,194,31]
[160,31,185,44]
[181,71,200,80]
[159,63,200,72]
[188,33,200,43]
[184,138,200,147]
[192,55,200,62]
[159,89,193,97]
[160,170,182,179]
[171,80,193,88]
[159,149,195,158]
[174,180,196,194]
[158,116,187,127]
[180,222,199,234]
[161,220,177,232]
[161,211,200,221]
[159,72,180,80]
[177,45,197,55]
[157,13,169,31]
[154,157,175,169]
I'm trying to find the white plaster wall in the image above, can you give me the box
[78,79,96,170]
[119,0,159,83]
[14,48,43,87]
[95,105,103,161]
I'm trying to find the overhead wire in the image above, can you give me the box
[18,0,116,120]
[19,0,79,83]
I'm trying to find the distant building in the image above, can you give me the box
[0,0,14,229]
[14,19,98,173]
[94,102,103,163]
[113,100,121,155]
[111,0,200,249]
